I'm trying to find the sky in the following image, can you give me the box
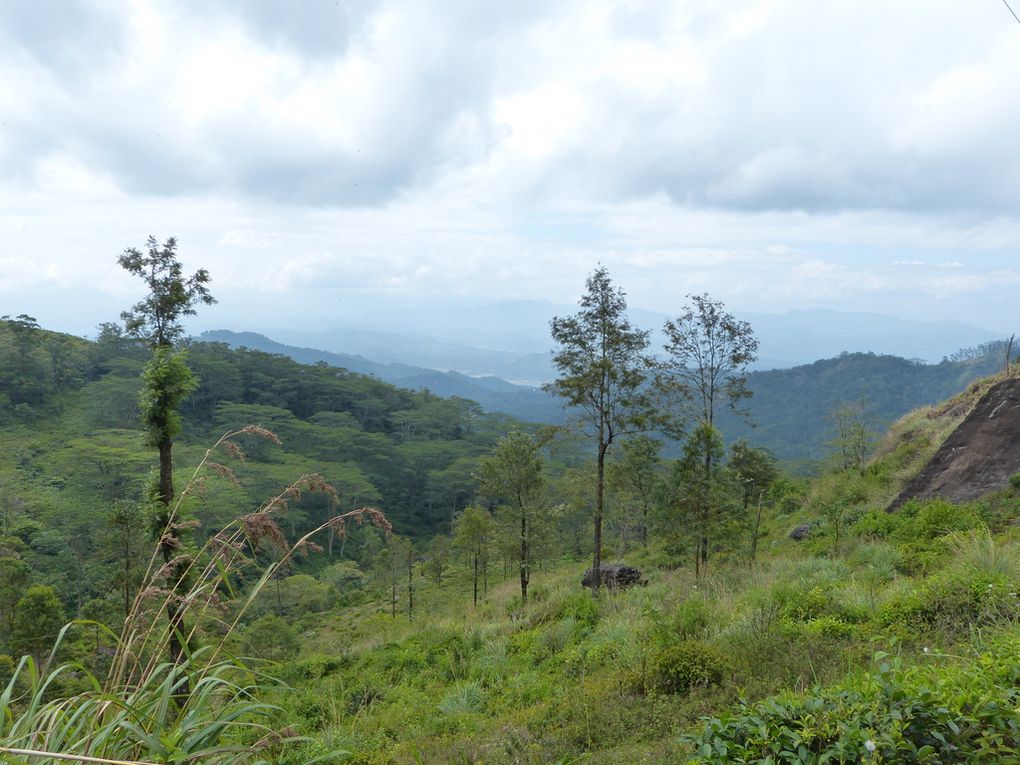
[2,0,1020,339]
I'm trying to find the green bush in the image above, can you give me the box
[686,643,1020,764]
[670,596,711,640]
[880,567,1020,636]
[651,640,727,695]
[437,681,485,715]
[295,652,346,679]
[556,592,602,629]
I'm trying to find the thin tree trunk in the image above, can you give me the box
[519,510,529,604]
[750,490,764,567]
[593,437,607,594]
[157,438,188,694]
[407,554,413,622]
[472,554,478,606]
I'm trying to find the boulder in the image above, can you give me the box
[788,523,813,541]
[581,563,643,590]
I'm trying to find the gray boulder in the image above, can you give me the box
[788,523,813,541]
[581,563,643,590]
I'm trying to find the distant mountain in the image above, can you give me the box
[239,300,1000,381]
[200,329,1010,469]
[740,309,1000,369]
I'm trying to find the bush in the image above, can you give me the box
[879,568,1019,637]
[295,653,346,679]
[651,640,727,695]
[686,643,1020,764]
[437,681,485,715]
[556,592,601,630]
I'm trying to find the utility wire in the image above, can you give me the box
[1003,0,1020,26]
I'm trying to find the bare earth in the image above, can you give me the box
[888,376,1020,511]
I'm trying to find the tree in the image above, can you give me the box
[426,535,451,587]
[662,423,728,579]
[118,236,214,675]
[0,556,30,645]
[727,441,779,566]
[452,506,493,606]
[476,430,544,603]
[12,584,65,661]
[119,236,215,507]
[828,400,872,473]
[546,268,652,592]
[659,294,757,568]
[608,435,663,548]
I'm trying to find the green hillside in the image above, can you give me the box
[201,328,1010,466]
[2,315,1019,764]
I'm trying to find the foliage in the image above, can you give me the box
[687,643,1020,763]
[651,640,728,695]
[118,235,215,349]
[11,584,64,660]
[658,293,758,431]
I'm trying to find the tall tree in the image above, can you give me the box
[476,430,543,604]
[119,236,215,508]
[118,236,214,674]
[546,268,652,592]
[659,294,757,568]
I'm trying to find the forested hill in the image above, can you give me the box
[0,319,531,598]
[718,346,1008,465]
[199,329,565,423]
[201,328,1008,466]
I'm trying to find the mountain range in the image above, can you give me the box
[198,326,1009,467]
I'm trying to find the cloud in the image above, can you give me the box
[2,0,1019,215]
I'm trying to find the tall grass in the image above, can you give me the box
[0,427,388,765]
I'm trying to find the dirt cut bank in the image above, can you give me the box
[888,376,1020,511]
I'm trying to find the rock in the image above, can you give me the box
[788,523,813,541]
[581,563,643,590]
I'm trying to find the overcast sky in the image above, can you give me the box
[2,0,1019,338]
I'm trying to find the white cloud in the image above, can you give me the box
[1,0,1020,336]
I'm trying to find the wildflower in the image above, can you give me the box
[864,739,877,753]
[923,646,929,654]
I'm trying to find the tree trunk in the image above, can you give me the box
[593,437,607,594]
[519,510,529,604]
[407,554,413,622]
[158,439,174,507]
[157,437,189,694]
[472,554,478,607]
[750,490,763,567]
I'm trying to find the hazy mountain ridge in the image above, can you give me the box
[198,329,1010,466]
[235,301,1000,380]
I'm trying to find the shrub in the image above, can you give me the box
[670,595,711,640]
[651,640,727,695]
[295,652,346,679]
[437,681,485,715]
[241,613,299,661]
[556,592,602,630]
[879,568,1019,636]
[686,645,1020,763]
